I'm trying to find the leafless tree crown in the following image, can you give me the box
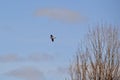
[69,25,120,80]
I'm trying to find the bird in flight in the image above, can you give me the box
[50,34,56,42]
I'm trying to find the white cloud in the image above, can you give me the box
[56,67,68,74]
[0,26,15,32]
[35,8,86,23]
[28,53,54,62]
[47,66,68,75]
[4,67,44,80]
[0,53,54,63]
[0,53,23,62]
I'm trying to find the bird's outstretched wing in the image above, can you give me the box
[51,38,54,42]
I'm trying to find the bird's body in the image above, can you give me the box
[50,35,56,42]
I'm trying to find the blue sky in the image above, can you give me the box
[0,0,120,80]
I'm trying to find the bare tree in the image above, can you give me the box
[69,25,120,80]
